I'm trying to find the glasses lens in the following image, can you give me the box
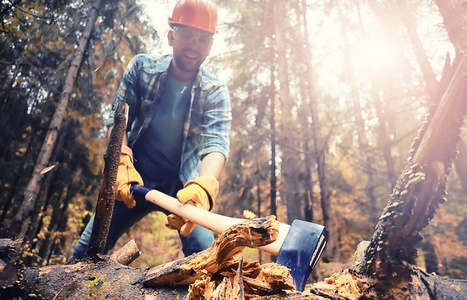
[175,27,213,49]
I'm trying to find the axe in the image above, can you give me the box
[131,185,327,291]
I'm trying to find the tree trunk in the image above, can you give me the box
[13,0,103,241]
[399,0,439,101]
[357,51,467,298]
[273,0,302,224]
[372,89,397,186]
[269,66,278,219]
[1,218,300,300]
[433,0,467,53]
[433,0,467,194]
[297,0,337,260]
[292,0,315,224]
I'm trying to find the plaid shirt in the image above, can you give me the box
[106,54,231,184]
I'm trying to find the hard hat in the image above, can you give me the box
[169,0,218,34]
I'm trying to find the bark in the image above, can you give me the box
[109,239,140,266]
[399,0,467,194]
[86,102,128,257]
[13,0,104,240]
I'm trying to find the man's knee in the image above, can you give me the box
[180,225,214,256]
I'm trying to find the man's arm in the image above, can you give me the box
[198,152,225,179]
[173,152,225,236]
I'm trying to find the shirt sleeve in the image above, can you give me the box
[200,84,232,161]
[105,55,142,129]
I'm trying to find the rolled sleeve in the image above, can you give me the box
[200,85,232,161]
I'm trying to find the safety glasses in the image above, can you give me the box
[173,26,214,50]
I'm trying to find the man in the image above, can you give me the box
[72,0,231,258]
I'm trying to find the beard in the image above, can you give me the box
[173,48,205,74]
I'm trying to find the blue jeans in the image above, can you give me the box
[71,182,214,259]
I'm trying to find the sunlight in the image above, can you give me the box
[351,34,400,78]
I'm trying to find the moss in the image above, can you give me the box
[87,275,108,298]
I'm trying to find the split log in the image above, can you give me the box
[148,216,296,300]
[143,216,281,286]
[189,259,245,300]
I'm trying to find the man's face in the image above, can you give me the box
[168,26,214,80]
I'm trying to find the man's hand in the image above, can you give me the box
[165,176,219,236]
[115,145,144,208]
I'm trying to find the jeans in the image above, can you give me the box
[71,181,214,259]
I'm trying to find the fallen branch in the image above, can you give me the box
[110,239,140,265]
[86,102,129,258]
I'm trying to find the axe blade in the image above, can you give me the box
[276,220,327,291]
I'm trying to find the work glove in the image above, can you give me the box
[115,145,144,208]
[165,176,219,236]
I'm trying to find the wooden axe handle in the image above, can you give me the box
[136,186,290,256]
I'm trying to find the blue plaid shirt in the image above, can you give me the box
[106,54,231,184]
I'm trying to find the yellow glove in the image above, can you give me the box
[165,176,219,236]
[115,145,144,208]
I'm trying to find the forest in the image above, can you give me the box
[1,0,467,298]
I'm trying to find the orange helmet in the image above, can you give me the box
[169,0,218,34]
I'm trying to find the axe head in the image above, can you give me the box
[276,220,328,291]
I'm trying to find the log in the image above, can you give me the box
[142,216,296,299]
[19,259,188,300]
[2,225,467,299]
[142,215,281,286]
[0,217,298,299]
[110,239,140,266]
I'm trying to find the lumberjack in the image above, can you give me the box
[72,0,231,260]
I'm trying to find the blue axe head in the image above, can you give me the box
[276,220,328,292]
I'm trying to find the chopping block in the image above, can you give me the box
[131,185,327,291]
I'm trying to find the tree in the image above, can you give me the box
[0,0,157,265]
[13,0,104,243]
